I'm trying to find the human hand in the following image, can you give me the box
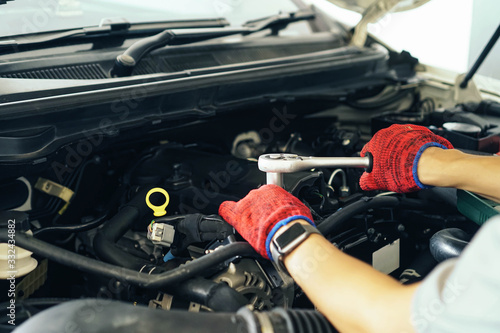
[360,124,453,192]
[219,184,314,259]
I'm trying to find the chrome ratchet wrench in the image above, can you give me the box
[258,153,373,187]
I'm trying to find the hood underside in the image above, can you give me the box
[327,0,431,14]
[327,0,432,47]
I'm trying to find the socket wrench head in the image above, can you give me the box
[258,154,303,173]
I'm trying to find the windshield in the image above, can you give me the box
[0,0,298,37]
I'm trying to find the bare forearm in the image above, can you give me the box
[418,148,500,202]
[279,222,417,333]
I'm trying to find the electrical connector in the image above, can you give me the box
[340,186,350,197]
[147,223,175,247]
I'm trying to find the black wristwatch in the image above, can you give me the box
[270,222,320,272]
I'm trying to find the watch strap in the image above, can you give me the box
[265,215,315,260]
[270,222,320,272]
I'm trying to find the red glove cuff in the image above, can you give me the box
[412,142,450,189]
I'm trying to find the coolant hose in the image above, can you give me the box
[34,213,109,236]
[93,186,157,271]
[317,196,435,235]
[5,219,252,311]
[15,299,336,333]
[318,196,400,235]
[4,185,253,311]
[0,229,257,289]
[430,228,471,262]
[33,185,125,237]
[173,277,248,312]
[90,186,248,311]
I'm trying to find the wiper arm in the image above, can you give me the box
[0,23,131,48]
[242,10,314,34]
[111,10,315,77]
[0,18,229,54]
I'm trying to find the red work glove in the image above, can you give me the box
[360,124,453,193]
[219,184,314,260]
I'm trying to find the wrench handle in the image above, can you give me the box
[364,152,373,173]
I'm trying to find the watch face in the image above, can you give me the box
[276,223,306,249]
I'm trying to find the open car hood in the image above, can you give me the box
[327,0,431,46]
[327,0,431,13]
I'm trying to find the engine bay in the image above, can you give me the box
[3,92,499,331]
[0,6,500,329]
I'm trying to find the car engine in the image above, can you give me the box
[2,92,499,332]
[1,3,499,326]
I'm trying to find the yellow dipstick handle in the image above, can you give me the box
[146,188,170,217]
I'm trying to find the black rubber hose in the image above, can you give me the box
[317,196,438,236]
[0,230,257,289]
[99,187,153,241]
[318,196,400,235]
[430,228,471,263]
[266,307,336,333]
[110,30,175,77]
[15,299,243,333]
[173,277,248,312]
[91,186,248,310]
[344,89,413,110]
[93,187,155,271]
[16,299,336,333]
[34,185,125,237]
[33,213,108,236]
[93,232,154,271]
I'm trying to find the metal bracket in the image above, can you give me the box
[35,178,74,214]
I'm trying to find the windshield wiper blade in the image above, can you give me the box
[111,10,315,77]
[0,18,230,53]
[242,10,315,33]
